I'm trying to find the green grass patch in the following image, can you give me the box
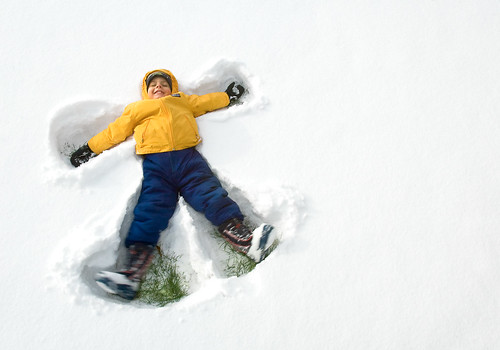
[135,227,279,307]
[136,248,189,307]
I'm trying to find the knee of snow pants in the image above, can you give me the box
[125,148,242,247]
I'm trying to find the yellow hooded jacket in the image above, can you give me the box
[88,69,230,155]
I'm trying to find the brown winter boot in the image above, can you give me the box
[95,243,155,300]
[218,218,278,263]
[218,218,253,254]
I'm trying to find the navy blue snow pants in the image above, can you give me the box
[125,148,243,247]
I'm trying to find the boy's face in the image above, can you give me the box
[147,77,172,99]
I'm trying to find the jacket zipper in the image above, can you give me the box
[159,100,175,150]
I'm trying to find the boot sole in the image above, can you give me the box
[95,271,138,300]
[247,224,278,263]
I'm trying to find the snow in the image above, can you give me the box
[2,0,500,348]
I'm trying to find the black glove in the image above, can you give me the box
[70,143,97,167]
[225,82,245,106]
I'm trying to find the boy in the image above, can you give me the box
[70,69,276,300]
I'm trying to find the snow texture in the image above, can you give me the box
[2,1,500,349]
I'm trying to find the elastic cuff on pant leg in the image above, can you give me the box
[214,213,244,227]
[125,239,157,248]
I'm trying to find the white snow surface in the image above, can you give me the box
[2,1,500,349]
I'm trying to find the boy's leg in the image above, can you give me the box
[126,153,179,247]
[179,149,243,226]
[178,149,277,262]
[96,153,179,300]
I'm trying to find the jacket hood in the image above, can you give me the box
[142,69,179,99]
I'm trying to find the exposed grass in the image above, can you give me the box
[135,226,279,307]
[211,230,257,277]
[136,248,189,307]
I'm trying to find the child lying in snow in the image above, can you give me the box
[70,69,276,300]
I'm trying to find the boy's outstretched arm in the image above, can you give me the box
[187,82,245,117]
[70,104,137,167]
